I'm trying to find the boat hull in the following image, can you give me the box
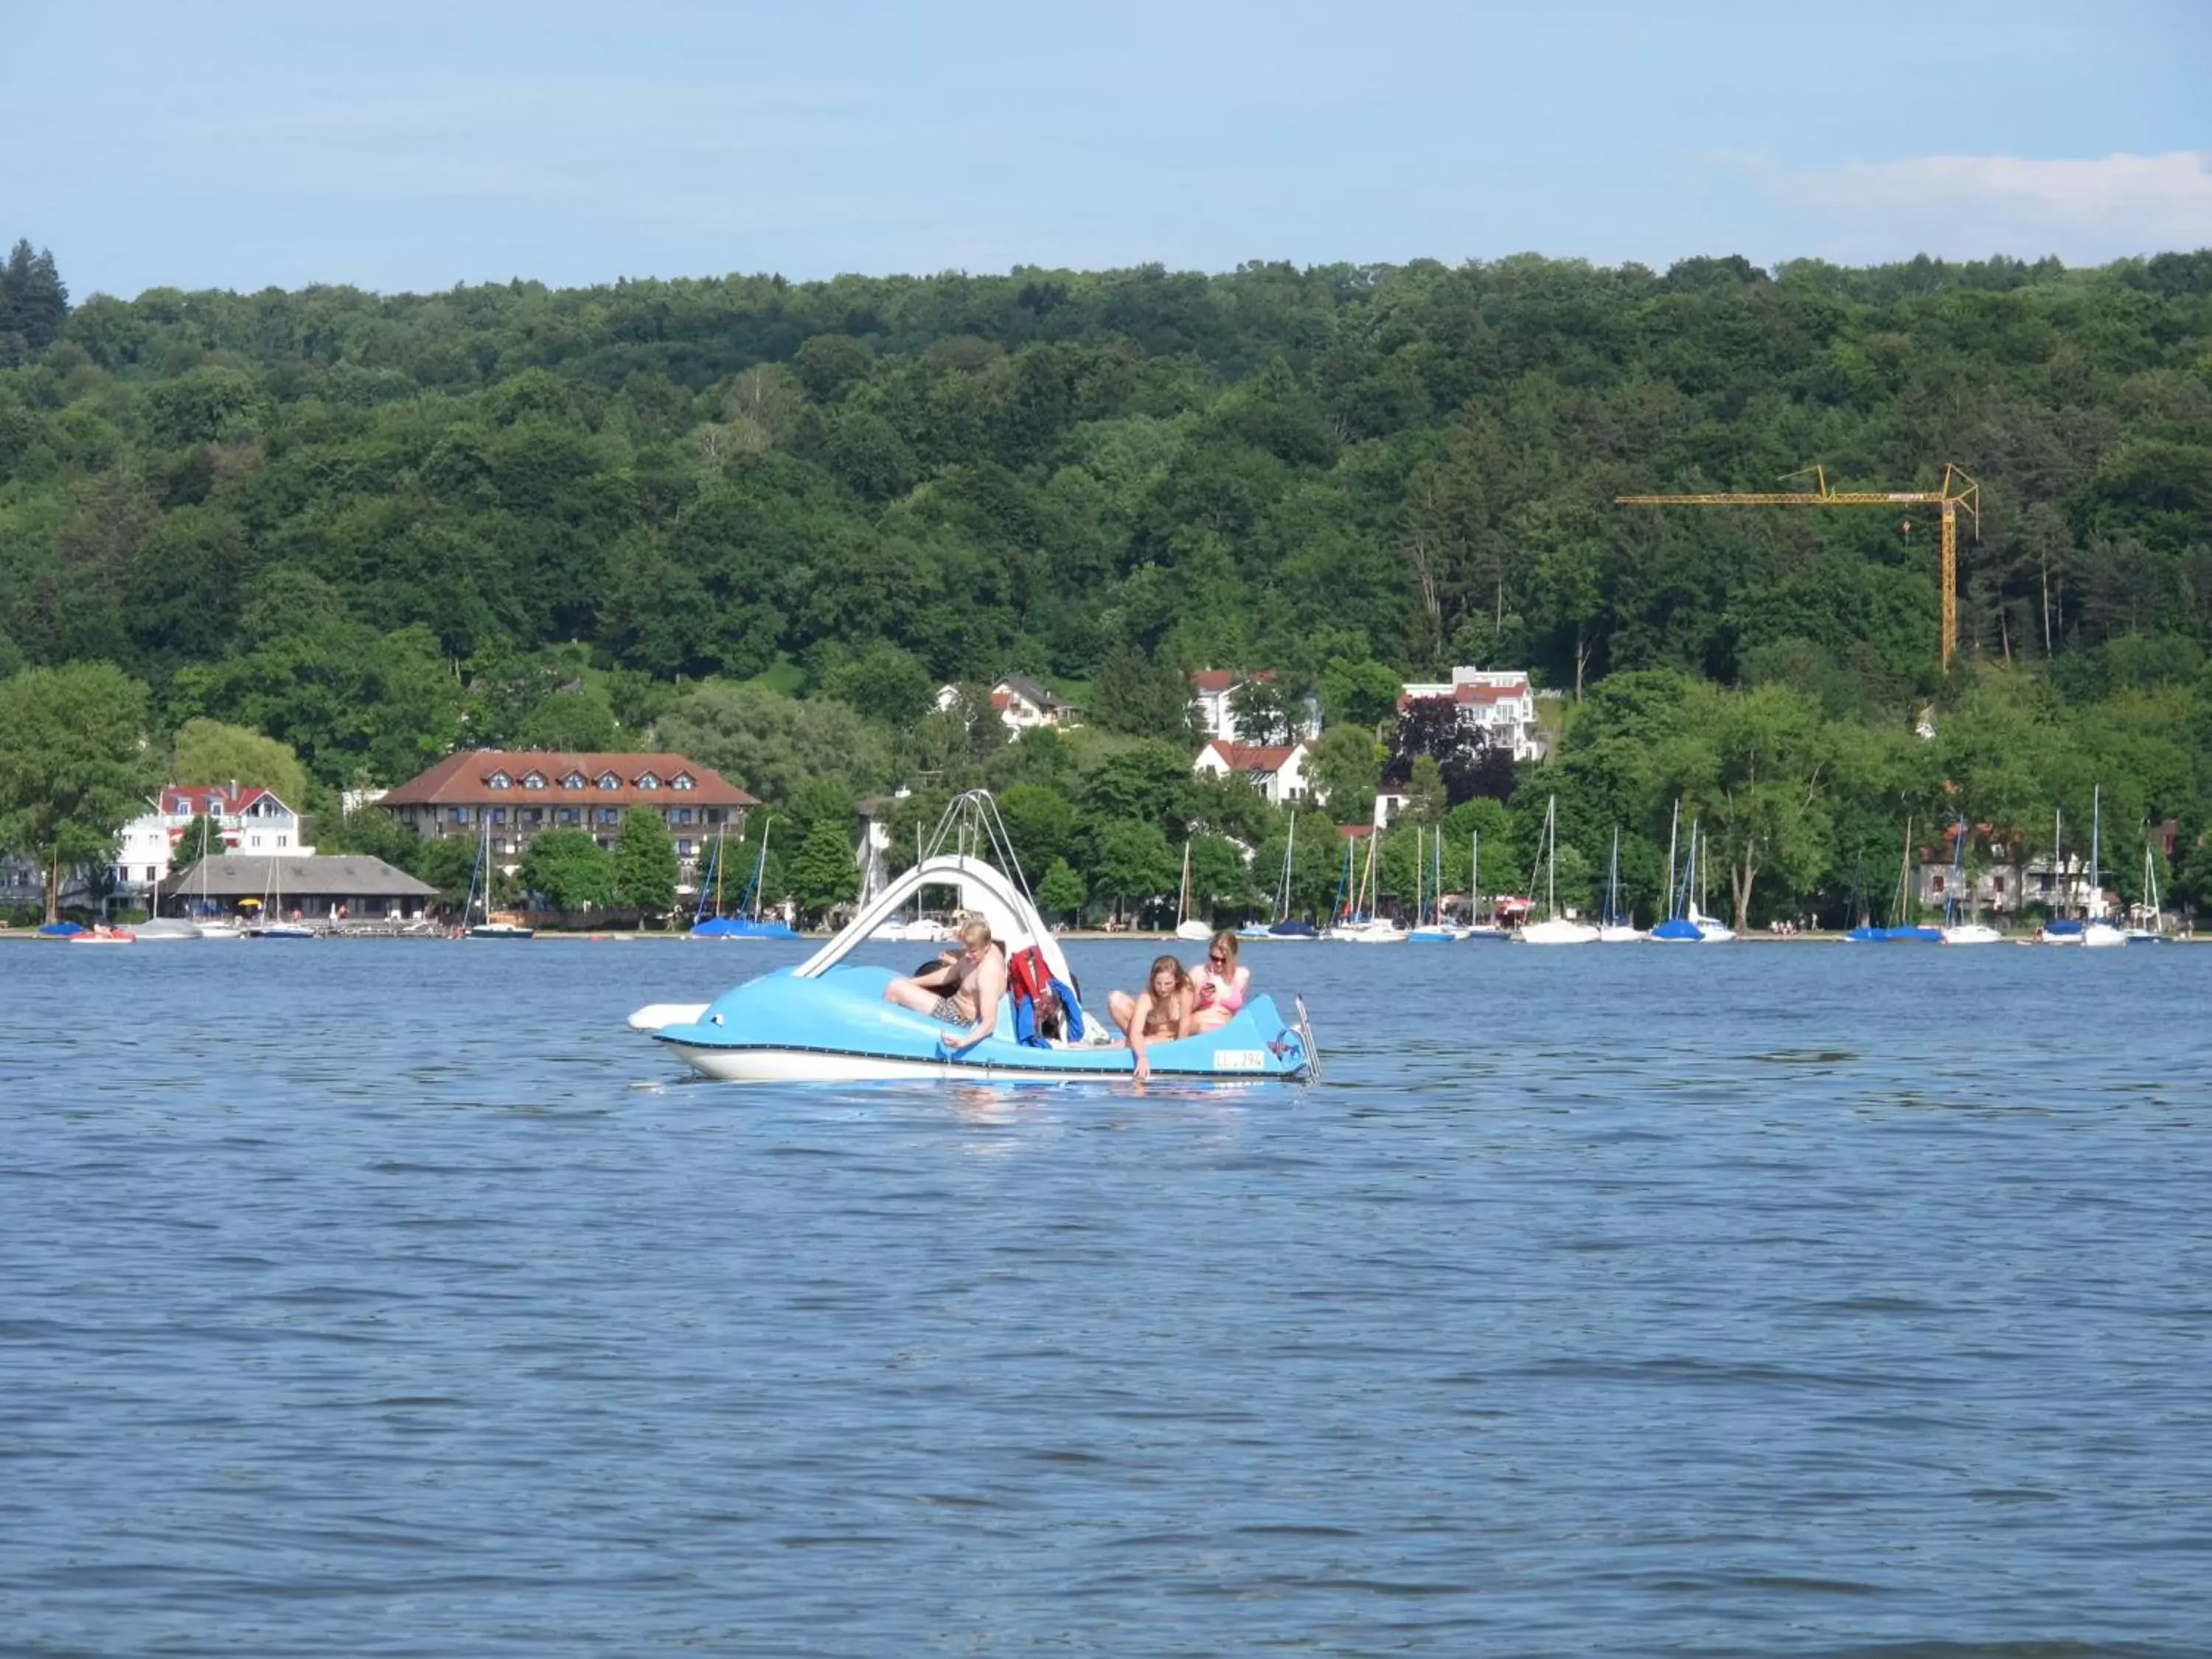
[651,964,1313,1085]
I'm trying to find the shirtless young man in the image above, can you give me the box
[883,918,1007,1057]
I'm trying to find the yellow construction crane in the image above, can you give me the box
[1617,464,1980,672]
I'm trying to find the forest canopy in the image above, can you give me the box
[4,242,2211,925]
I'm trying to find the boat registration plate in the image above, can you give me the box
[1214,1048,1266,1071]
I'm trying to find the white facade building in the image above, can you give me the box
[1192,740,1315,807]
[114,784,313,899]
[1188,669,1322,743]
[1397,669,1547,761]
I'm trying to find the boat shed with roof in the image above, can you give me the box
[164,855,439,922]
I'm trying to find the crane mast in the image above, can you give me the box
[1617,464,1980,673]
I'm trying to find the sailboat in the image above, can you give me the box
[1325,830,1405,942]
[465,815,534,939]
[135,818,203,940]
[1517,797,1598,945]
[1408,827,1460,941]
[2081,785,2126,948]
[2036,808,2082,945]
[1850,817,1937,942]
[692,817,798,939]
[1464,827,1509,941]
[1686,820,1736,942]
[1649,804,1704,942]
[2126,830,2168,942]
[1940,818,2002,945]
[188,815,246,940]
[1597,827,1641,942]
[249,844,315,939]
[1174,841,1212,941]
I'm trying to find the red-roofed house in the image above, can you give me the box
[1188,669,1321,742]
[1397,669,1547,759]
[1192,739,1315,807]
[113,783,312,899]
[379,751,758,874]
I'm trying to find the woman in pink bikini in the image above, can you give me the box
[1186,931,1252,1032]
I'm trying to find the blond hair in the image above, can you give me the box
[958,918,995,951]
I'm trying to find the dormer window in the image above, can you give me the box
[563,771,586,790]
[488,772,512,790]
[523,771,547,790]
[636,771,661,791]
[597,772,621,790]
[672,773,695,790]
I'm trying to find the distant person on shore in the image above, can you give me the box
[1186,931,1251,1032]
[1108,955,1198,1081]
[886,918,1006,1055]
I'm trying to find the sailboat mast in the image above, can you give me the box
[1472,830,1482,925]
[1665,801,1681,922]
[2090,785,2103,917]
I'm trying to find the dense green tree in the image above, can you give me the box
[1035,856,1087,922]
[612,807,678,919]
[521,827,616,911]
[0,662,160,919]
[787,816,860,922]
[171,717,310,811]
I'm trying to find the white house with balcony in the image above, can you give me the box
[113,783,313,901]
[1192,739,1315,807]
[1188,669,1322,743]
[1397,669,1548,761]
[934,675,1082,737]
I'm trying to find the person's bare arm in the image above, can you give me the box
[1128,990,1158,1079]
[1174,991,1200,1039]
[945,950,1007,1054]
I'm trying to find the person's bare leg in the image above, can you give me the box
[886,978,944,1013]
[1107,989,1137,1034]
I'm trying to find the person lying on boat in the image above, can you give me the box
[1186,931,1251,1032]
[1107,955,1200,1081]
[884,918,1007,1054]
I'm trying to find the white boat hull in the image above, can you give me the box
[1941,924,2003,946]
[1597,925,1643,943]
[1518,919,1599,945]
[2081,923,2128,949]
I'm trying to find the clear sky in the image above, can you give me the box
[7,0,2208,299]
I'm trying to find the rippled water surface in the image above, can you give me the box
[5,936,2211,1655]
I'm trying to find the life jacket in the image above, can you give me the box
[1007,943,1084,1047]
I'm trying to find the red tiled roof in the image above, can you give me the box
[159,783,284,816]
[380,750,759,808]
[1191,668,1275,695]
[1455,680,1528,703]
[1202,740,1298,773]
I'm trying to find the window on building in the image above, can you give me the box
[559,808,579,824]
[563,772,586,790]
[491,807,507,824]
[524,772,546,790]
[636,772,661,790]
[251,835,262,848]
[672,773,695,790]
[676,839,694,856]
[451,806,470,822]
[598,773,621,790]
[278,835,288,848]
[524,808,543,824]
[598,807,619,823]
[488,773,512,790]
[674,807,694,824]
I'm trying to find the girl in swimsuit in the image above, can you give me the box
[1123,954,1196,1082]
[1186,931,1251,1033]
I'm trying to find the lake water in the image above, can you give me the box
[5,936,2211,1655]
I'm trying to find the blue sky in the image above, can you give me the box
[7,0,2208,298]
